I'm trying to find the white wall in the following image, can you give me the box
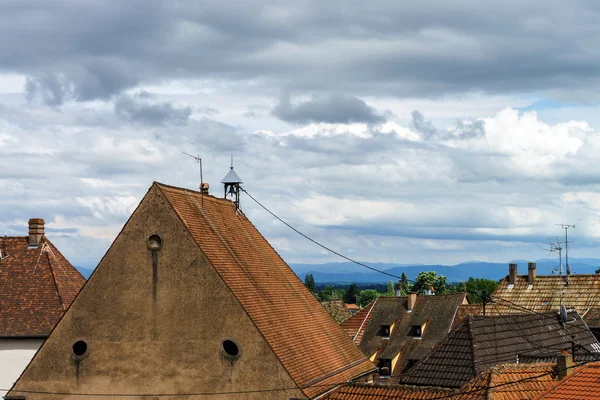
[0,338,44,397]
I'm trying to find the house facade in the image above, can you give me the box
[0,218,85,396]
[8,182,375,399]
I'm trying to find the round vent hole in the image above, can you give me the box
[222,339,239,357]
[147,234,162,251]
[72,340,88,356]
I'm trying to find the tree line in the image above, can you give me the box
[304,271,499,307]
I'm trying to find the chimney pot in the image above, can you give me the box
[28,218,45,247]
[200,182,209,195]
[557,351,574,380]
[509,263,518,285]
[528,262,536,284]
[407,292,417,312]
[394,281,402,297]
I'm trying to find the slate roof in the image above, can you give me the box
[400,310,600,388]
[321,300,352,324]
[490,274,600,326]
[537,362,600,399]
[156,183,375,399]
[454,363,557,400]
[0,236,85,337]
[323,382,456,399]
[340,293,468,377]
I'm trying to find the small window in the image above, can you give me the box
[411,325,422,338]
[221,339,240,359]
[541,300,549,306]
[379,325,391,339]
[378,358,392,377]
[72,340,88,357]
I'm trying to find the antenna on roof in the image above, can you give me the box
[183,152,205,209]
[544,238,563,276]
[556,224,575,275]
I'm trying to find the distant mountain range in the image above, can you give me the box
[289,258,600,283]
[75,257,600,283]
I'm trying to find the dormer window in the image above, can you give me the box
[378,358,392,377]
[411,325,422,338]
[378,325,391,339]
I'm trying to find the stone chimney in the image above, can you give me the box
[200,182,210,195]
[528,262,536,284]
[557,350,574,380]
[407,293,417,312]
[509,263,518,285]
[28,218,45,247]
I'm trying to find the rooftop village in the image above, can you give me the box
[3,165,600,400]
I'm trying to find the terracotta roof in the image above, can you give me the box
[0,236,85,337]
[400,310,600,388]
[156,183,375,398]
[341,294,468,379]
[455,363,556,400]
[341,298,378,344]
[323,383,456,399]
[321,300,353,324]
[490,274,600,326]
[537,362,600,399]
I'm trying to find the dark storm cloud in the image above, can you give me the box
[272,92,386,124]
[114,93,191,126]
[4,1,600,102]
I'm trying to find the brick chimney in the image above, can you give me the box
[509,263,517,285]
[28,218,45,247]
[407,293,417,312]
[528,262,536,284]
[557,350,574,380]
[200,182,209,195]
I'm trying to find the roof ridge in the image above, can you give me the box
[353,298,378,343]
[467,314,479,376]
[45,249,66,311]
[153,181,234,205]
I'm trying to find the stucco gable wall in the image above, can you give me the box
[9,185,305,400]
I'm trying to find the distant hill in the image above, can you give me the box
[290,258,600,283]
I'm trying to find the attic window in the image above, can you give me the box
[378,358,392,377]
[507,284,515,289]
[221,339,240,359]
[379,325,391,339]
[411,325,422,339]
[72,340,88,357]
[541,300,549,306]
[147,234,162,251]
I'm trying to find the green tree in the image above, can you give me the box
[465,278,499,303]
[319,286,344,301]
[397,272,411,296]
[344,283,358,304]
[304,273,316,294]
[386,280,395,296]
[596,267,600,274]
[412,271,447,294]
[357,289,379,307]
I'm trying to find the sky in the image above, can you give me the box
[2,1,600,270]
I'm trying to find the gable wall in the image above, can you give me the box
[10,185,305,400]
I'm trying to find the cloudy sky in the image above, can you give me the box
[2,1,600,271]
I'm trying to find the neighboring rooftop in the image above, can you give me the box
[157,183,375,398]
[537,362,600,400]
[0,219,85,337]
[400,310,600,388]
[454,363,557,400]
[322,382,456,400]
[489,263,600,327]
[321,300,352,324]
[340,292,468,378]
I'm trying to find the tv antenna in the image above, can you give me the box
[556,224,575,275]
[544,237,563,276]
[183,152,205,209]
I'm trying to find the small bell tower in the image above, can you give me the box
[221,154,243,209]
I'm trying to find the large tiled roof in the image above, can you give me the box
[321,300,352,324]
[341,294,468,378]
[323,383,456,399]
[0,236,85,337]
[156,183,375,398]
[490,274,600,326]
[537,362,600,399]
[454,363,556,400]
[400,310,600,388]
[341,298,378,344]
